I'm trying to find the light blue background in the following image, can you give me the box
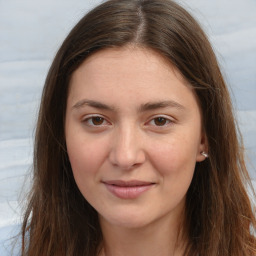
[0,0,255,254]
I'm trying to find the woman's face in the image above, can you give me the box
[65,47,207,229]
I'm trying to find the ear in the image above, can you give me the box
[196,132,208,162]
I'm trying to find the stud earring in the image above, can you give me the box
[201,151,209,158]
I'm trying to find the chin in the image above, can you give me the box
[100,210,155,229]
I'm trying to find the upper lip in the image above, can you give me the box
[102,180,155,187]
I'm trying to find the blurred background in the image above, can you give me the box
[0,0,256,254]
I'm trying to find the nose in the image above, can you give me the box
[109,125,146,170]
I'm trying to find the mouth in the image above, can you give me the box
[102,180,156,199]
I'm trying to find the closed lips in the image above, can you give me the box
[103,180,156,199]
[103,180,155,186]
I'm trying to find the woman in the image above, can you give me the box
[21,0,256,255]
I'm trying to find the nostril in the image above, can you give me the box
[109,152,145,170]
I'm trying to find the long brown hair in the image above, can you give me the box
[21,0,256,255]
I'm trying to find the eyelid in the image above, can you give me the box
[82,114,112,127]
[81,114,175,128]
[146,114,175,127]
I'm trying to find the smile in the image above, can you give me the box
[102,180,155,199]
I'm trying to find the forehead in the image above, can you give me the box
[69,46,188,89]
[67,46,198,113]
[80,46,185,77]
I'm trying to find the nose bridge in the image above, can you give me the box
[109,122,145,169]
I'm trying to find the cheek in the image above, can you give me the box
[66,134,109,184]
[66,137,110,207]
[150,142,196,204]
[152,145,196,177]
[148,132,199,187]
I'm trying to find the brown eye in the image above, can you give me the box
[153,117,168,126]
[83,115,111,129]
[91,116,104,125]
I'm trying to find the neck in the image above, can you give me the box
[99,214,186,256]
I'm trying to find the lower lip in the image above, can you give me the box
[104,183,154,199]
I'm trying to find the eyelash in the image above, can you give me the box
[82,115,110,127]
[82,115,174,128]
[147,116,172,127]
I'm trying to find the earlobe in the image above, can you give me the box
[200,151,209,158]
[196,133,209,162]
[196,151,209,162]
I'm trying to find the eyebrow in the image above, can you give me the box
[138,100,185,112]
[72,99,116,111]
[72,99,185,112]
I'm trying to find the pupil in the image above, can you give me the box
[155,117,166,126]
[92,117,104,125]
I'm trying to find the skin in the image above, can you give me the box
[65,46,207,256]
